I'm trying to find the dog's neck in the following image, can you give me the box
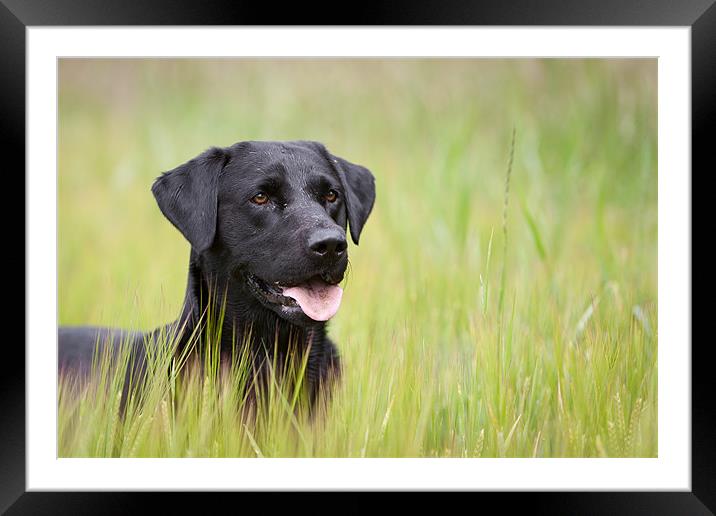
[175,249,324,357]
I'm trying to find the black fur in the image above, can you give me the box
[58,140,376,410]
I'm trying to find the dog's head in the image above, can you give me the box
[151,140,376,327]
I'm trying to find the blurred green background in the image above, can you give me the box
[58,59,657,457]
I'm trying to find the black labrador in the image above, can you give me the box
[58,140,376,409]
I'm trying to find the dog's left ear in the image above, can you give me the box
[151,147,229,253]
[304,142,376,245]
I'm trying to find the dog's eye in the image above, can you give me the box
[324,190,338,203]
[251,192,269,205]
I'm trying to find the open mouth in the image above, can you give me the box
[245,273,344,322]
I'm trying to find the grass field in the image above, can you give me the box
[58,59,657,457]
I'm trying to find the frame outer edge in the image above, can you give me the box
[692,1,716,513]
[0,1,26,514]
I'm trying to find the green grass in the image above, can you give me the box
[58,59,657,457]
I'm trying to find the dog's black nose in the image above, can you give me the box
[308,228,347,260]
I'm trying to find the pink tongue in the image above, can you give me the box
[282,279,343,321]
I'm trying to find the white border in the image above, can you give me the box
[27,27,690,490]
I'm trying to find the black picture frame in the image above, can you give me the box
[5,1,709,512]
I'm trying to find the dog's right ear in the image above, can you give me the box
[151,147,229,253]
